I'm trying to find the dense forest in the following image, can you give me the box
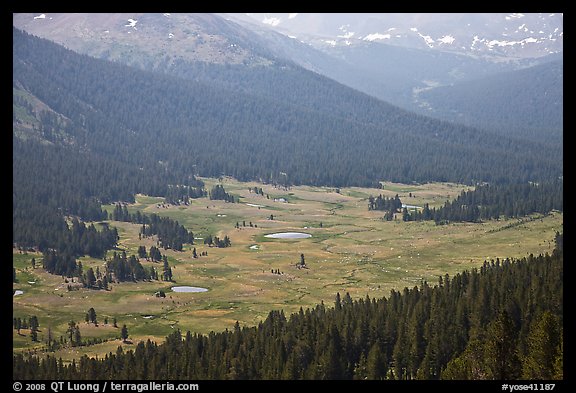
[418,60,563,145]
[13,28,562,188]
[13,235,563,380]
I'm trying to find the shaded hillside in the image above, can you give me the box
[417,60,563,144]
[13,28,562,188]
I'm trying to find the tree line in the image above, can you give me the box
[111,204,194,251]
[209,185,237,203]
[403,180,563,223]
[368,180,563,224]
[14,311,128,351]
[13,234,563,380]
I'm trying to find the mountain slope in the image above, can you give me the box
[14,12,562,140]
[415,60,563,144]
[13,27,562,188]
[226,13,563,132]
[12,13,280,66]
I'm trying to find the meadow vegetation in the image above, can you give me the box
[13,178,562,361]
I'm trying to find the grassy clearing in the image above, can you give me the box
[13,178,562,361]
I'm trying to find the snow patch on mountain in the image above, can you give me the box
[418,33,434,48]
[437,35,455,45]
[338,31,355,39]
[262,17,281,26]
[363,33,391,41]
[125,19,138,28]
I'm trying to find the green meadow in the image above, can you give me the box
[13,178,563,361]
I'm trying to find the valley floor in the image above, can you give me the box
[13,178,563,362]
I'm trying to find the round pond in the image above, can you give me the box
[264,232,312,239]
[171,286,208,293]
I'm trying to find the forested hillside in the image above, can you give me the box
[13,28,561,188]
[417,60,563,145]
[13,235,563,380]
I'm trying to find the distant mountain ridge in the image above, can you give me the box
[13,12,563,141]
[229,13,563,60]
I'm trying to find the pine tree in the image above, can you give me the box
[299,254,306,268]
[121,325,129,343]
[162,256,173,281]
[366,342,387,380]
[85,268,96,288]
[87,308,97,325]
[484,311,520,379]
[522,311,561,379]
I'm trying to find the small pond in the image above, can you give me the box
[264,232,312,239]
[246,203,266,208]
[171,286,208,293]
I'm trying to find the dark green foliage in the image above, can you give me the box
[14,237,562,380]
[209,185,236,203]
[212,236,231,248]
[299,254,306,268]
[13,138,147,253]
[521,311,562,379]
[148,246,162,262]
[105,251,155,282]
[368,194,402,214]
[66,321,82,347]
[87,308,97,325]
[137,245,147,259]
[11,27,564,381]
[121,325,129,343]
[140,214,194,251]
[112,205,194,251]
[85,268,97,289]
[42,249,79,277]
[162,256,173,282]
[418,60,563,145]
[407,180,563,223]
[165,184,206,205]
